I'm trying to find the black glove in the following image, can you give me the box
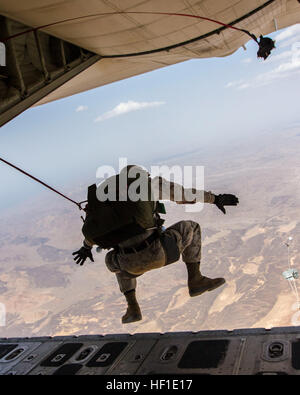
[72,245,94,266]
[214,194,239,214]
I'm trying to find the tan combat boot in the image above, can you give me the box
[122,290,142,324]
[185,262,226,297]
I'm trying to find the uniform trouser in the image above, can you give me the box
[105,220,202,294]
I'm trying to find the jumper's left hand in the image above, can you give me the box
[72,246,94,266]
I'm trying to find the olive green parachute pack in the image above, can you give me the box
[82,174,165,249]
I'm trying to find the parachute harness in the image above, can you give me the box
[1,8,276,60]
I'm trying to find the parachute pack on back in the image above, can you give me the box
[82,174,161,249]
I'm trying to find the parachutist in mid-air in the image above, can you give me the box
[73,165,239,324]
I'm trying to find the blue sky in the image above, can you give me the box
[0,24,300,212]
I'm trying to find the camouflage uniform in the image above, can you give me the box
[105,220,202,293]
[75,170,236,323]
[86,176,215,293]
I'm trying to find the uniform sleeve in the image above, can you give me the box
[151,176,215,204]
[84,238,94,248]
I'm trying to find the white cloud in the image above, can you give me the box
[275,24,300,43]
[265,49,293,64]
[225,25,300,92]
[278,35,300,49]
[254,57,300,86]
[237,83,251,90]
[226,43,300,91]
[76,105,88,112]
[242,57,252,64]
[240,58,300,89]
[94,100,165,122]
[274,24,300,49]
[225,80,243,88]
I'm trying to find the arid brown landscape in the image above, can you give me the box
[1,125,300,337]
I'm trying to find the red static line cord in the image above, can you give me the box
[1,11,257,44]
[0,157,84,210]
